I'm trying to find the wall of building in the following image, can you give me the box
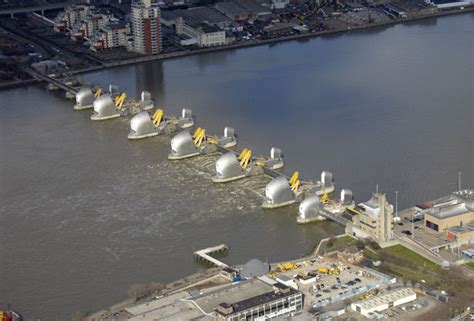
[424,212,474,232]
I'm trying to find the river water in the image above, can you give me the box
[1,12,472,320]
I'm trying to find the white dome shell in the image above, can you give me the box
[93,95,116,117]
[170,130,197,157]
[75,87,94,106]
[265,176,294,205]
[298,196,321,220]
[215,152,242,179]
[130,111,155,136]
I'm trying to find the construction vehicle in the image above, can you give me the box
[318,267,329,274]
[329,268,341,275]
[277,262,297,272]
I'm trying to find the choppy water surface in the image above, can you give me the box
[1,13,472,320]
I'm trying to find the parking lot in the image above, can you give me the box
[272,257,391,309]
[394,208,450,249]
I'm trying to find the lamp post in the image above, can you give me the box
[395,190,398,218]
[458,171,462,191]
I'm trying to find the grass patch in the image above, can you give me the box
[464,262,474,270]
[325,235,357,252]
[382,245,440,271]
[366,245,446,288]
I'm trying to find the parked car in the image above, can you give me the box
[401,230,412,236]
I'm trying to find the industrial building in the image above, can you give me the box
[214,0,270,20]
[424,190,474,233]
[351,288,417,317]
[447,222,474,245]
[346,192,394,244]
[131,0,162,55]
[176,17,226,47]
[161,7,233,30]
[192,277,304,320]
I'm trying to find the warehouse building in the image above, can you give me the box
[351,288,416,317]
[176,17,226,47]
[424,190,474,232]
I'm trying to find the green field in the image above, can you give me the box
[464,262,474,270]
[367,245,444,287]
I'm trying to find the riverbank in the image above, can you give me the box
[1,6,472,91]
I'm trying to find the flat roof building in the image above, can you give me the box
[351,288,416,317]
[424,190,474,233]
[191,278,304,320]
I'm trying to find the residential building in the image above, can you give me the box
[131,0,162,55]
[89,23,129,51]
[53,5,91,32]
[70,12,112,40]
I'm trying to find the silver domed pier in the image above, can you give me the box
[128,108,194,140]
[212,150,251,183]
[169,127,239,160]
[212,147,284,183]
[139,91,154,111]
[177,108,194,129]
[262,176,297,209]
[128,111,159,140]
[262,171,335,209]
[91,95,121,121]
[297,195,325,223]
[169,130,201,160]
[91,91,156,121]
[73,87,95,111]
[256,147,284,170]
[208,127,237,148]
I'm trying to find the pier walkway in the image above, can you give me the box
[25,68,78,94]
[193,244,229,267]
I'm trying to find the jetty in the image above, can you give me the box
[193,244,229,267]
